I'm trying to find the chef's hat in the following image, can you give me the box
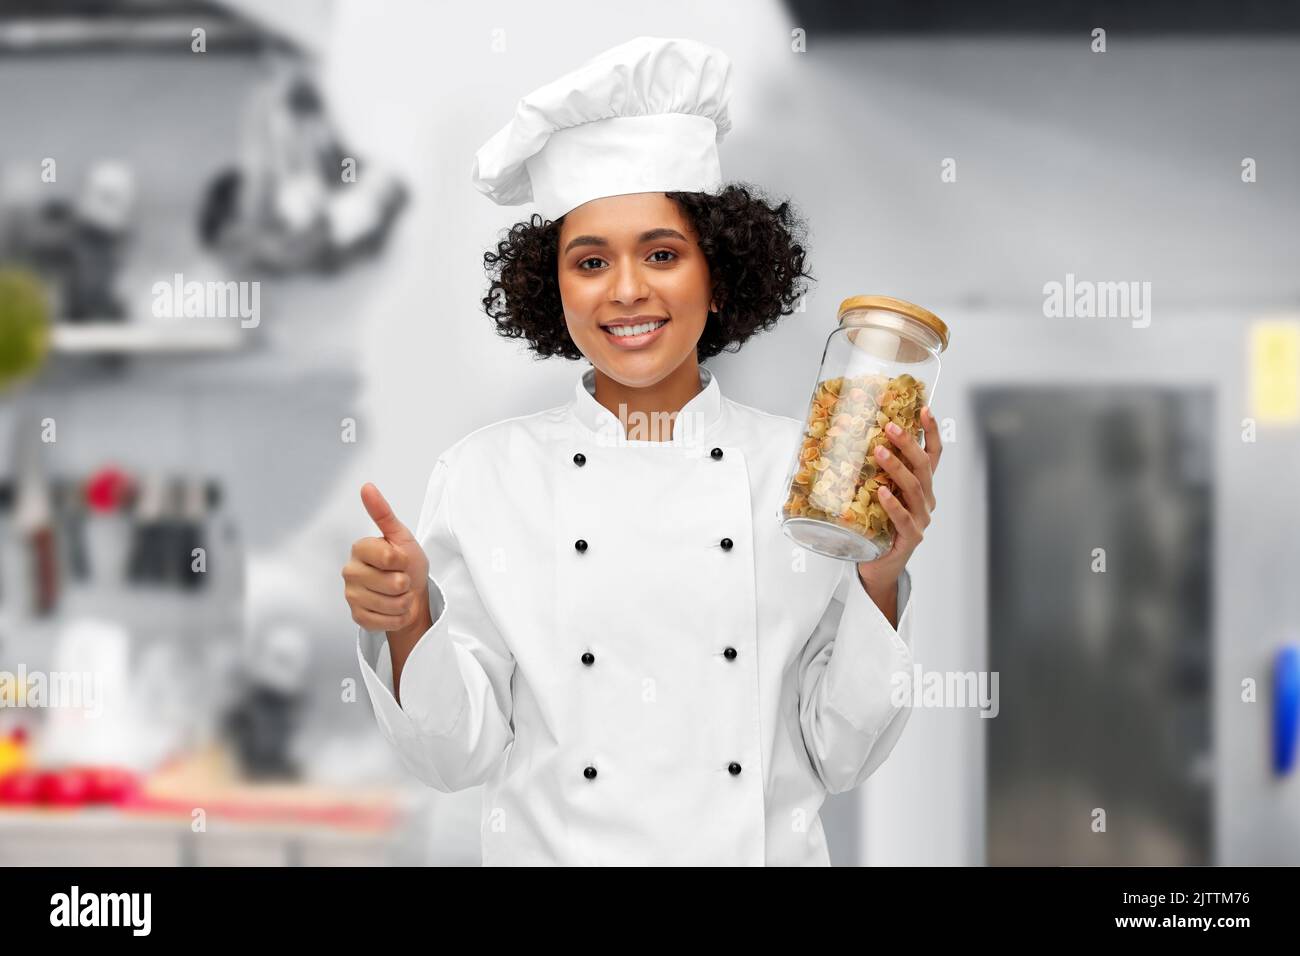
[471,36,734,222]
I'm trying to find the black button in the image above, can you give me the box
[581,652,595,666]
[710,447,724,460]
[573,452,586,466]
[728,762,742,776]
[575,539,588,553]
[720,537,733,551]
[584,766,597,780]
[723,647,737,661]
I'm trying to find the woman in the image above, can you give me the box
[342,36,941,866]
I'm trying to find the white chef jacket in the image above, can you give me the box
[356,365,916,866]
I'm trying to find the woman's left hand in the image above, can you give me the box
[856,405,943,595]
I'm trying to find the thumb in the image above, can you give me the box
[361,483,414,544]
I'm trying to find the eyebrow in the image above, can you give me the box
[563,228,688,255]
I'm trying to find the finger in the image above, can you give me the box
[361,483,414,544]
[343,558,410,595]
[351,536,408,573]
[873,445,929,525]
[884,421,936,512]
[351,606,409,632]
[920,406,943,476]
[879,486,923,545]
[345,584,410,617]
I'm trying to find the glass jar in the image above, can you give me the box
[781,295,950,562]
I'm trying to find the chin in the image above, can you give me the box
[586,344,689,389]
[593,355,676,389]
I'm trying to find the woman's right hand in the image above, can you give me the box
[343,483,432,641]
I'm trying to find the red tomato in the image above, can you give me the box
[0,770,42,804]
[84,766,138,804]
[37,768,93,806]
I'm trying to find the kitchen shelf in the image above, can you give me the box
[50,322,248,355]
[0,806,405,866]
[0,1,303,56]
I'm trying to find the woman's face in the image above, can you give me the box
[557,192,714,389]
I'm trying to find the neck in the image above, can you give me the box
[593,357,703,442]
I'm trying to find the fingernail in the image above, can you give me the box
[879,486,892,497]
[876,447,890,460]
[886,422,901,436]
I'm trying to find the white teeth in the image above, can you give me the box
[607,320,666,338]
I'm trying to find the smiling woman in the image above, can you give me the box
[347,36,933,867]
[481,182,813,370]
[559,200,711,385]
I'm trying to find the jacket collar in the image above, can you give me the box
[569,364,724,446]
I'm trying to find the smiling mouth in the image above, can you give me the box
[603,318,669,339]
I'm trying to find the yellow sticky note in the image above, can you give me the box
[1250,321,1300,424]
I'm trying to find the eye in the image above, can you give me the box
[577,256,606,271]
[647,249,677,263]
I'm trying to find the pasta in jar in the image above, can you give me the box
[780,295,948,562]
[782,373,926,552]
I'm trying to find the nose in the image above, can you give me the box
[609,257,650,306]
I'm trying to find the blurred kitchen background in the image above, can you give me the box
[1,0,1298,865]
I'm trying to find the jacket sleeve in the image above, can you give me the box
[355,456,516,792]
[797,563,916,795]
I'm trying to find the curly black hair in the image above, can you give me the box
[481,183,813,361]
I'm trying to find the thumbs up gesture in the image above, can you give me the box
[343,483,432,639]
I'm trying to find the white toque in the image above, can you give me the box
[471,36,734,222]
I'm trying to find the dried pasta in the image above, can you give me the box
[782,372,926,551]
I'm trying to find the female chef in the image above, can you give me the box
[341,36,941,866]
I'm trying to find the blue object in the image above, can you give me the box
[1274,646,1300,776]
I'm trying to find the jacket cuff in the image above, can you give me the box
[355,574,467,740]
[823,566,915,738]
